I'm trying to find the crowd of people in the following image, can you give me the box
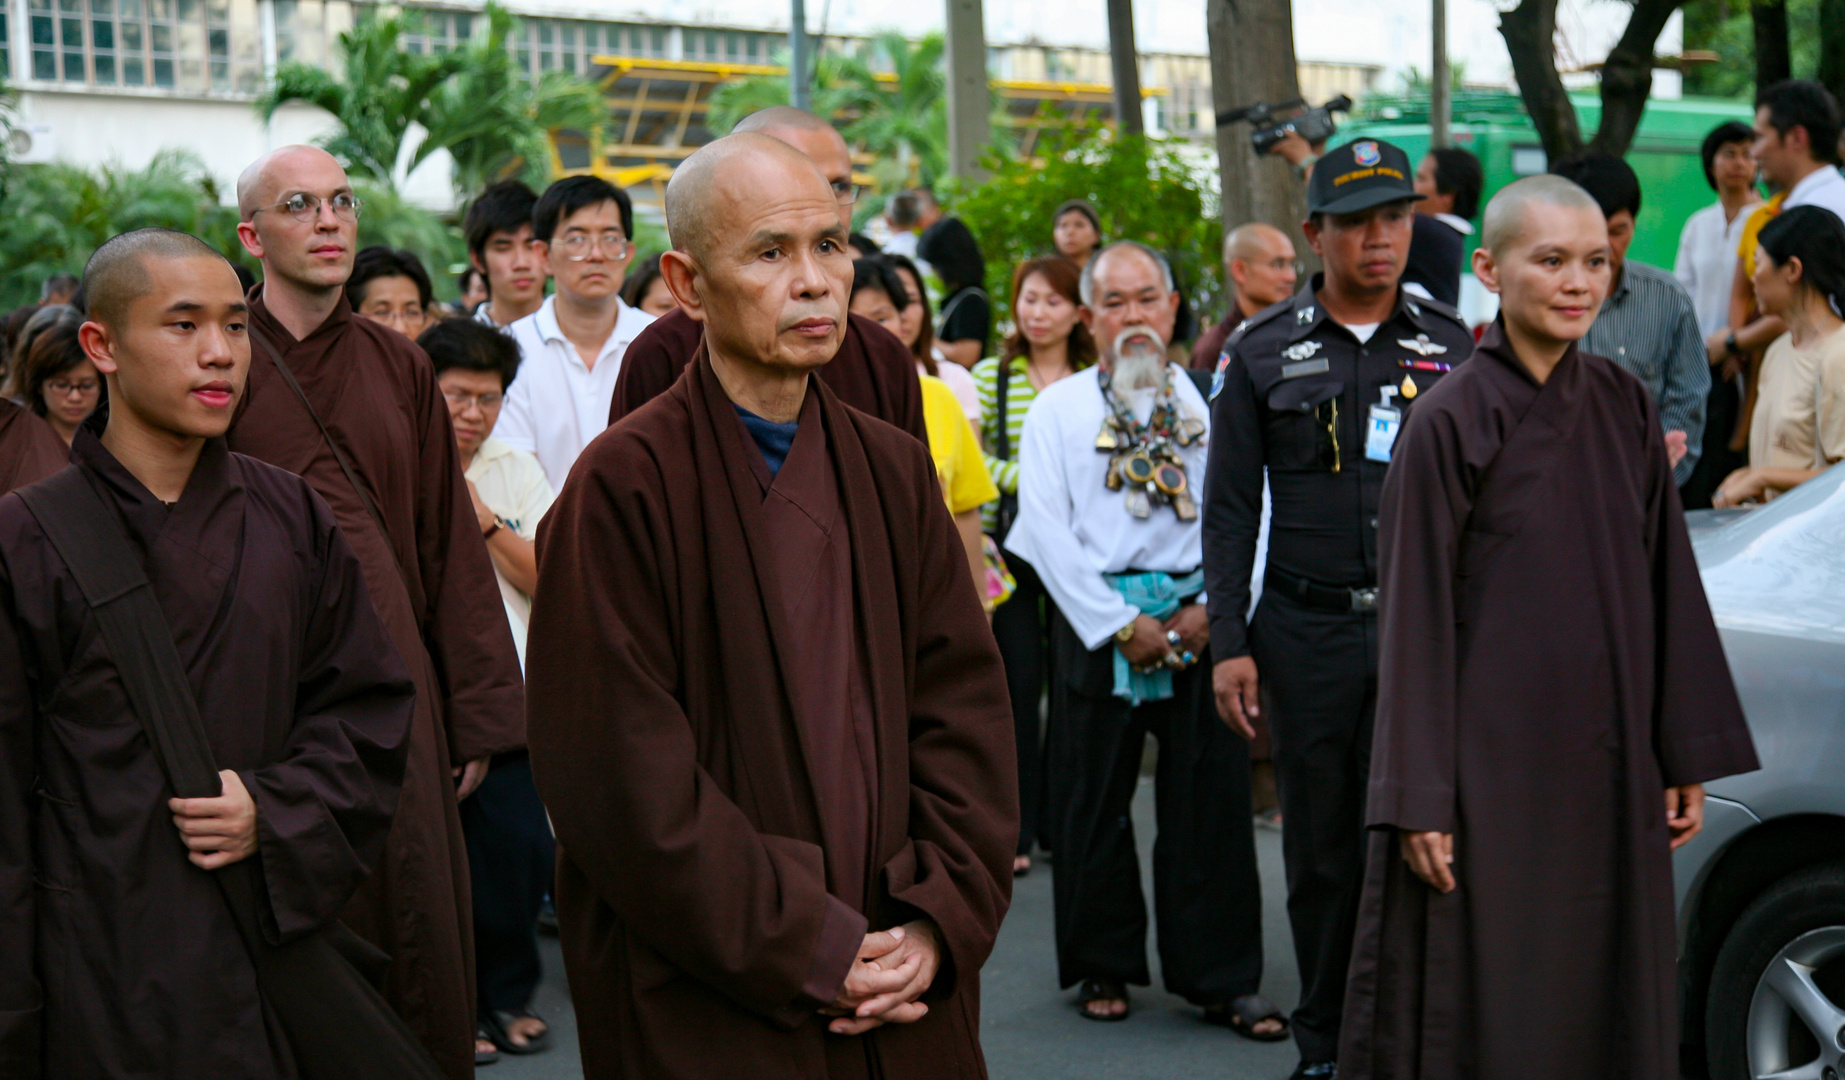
[0,77,1839,1080]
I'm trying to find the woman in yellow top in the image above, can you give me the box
[850,257,1000,605]
[1716,205,1845,506]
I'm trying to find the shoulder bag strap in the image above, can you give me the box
[251,329,402,570]
[16,469,444,1080]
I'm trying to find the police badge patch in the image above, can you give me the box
[1353,141,1381,167]
[1282,341,1323,363]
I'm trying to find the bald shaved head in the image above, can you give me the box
[1224,223,1289,264]
[1481,175,1603,256]
[1223,222,1299,312]
[237,144,346,219]
[667,132,834,263]
[728,107,853,230]
[733,105,835,138]
[83,228,233,330]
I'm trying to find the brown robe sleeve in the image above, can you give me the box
[0,403,68,495]
[1367,396,1474,835]
[408,352,525,763]
[1635,392,1759,785]
[241,490,416,941]
[864,419,1018,999]
[608,308,702,427]
[0,520,42,1073]
[528,448,846,1024]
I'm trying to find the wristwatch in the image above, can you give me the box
[1724,331,1739,357]
[482,517,504,540]
[1115,619,1138,644]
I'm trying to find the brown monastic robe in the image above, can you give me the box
[0,400,67,494]
[607,306,930,444]
[0,429,415,1078]
[529,348,1017,1079]
[228,289,526,1080]
[1340,321,1760,1079]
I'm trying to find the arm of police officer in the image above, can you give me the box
[1202,346,1265,742]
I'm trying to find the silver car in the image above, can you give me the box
[1676,461,1845,1080]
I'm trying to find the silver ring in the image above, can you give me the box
[1166,630,1182,647]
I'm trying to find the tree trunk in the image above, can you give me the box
[1818,0,1845,108]
[1753,0,1791,90]
[1499,0,1584,162]
[944,0,991,180]
[1205,0,1310,267]
[1589,0,1680,156]
[1107,0,1144,136]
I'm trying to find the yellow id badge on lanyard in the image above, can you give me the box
[1365,386,1402,464]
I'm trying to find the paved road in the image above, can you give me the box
[488,777,1303,1079]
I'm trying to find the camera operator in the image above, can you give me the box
[1202,138,1474,1080]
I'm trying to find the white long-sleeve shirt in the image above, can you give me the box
[1005,364,1211,650]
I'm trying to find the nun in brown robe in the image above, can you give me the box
[529,132,1016,1079]
[0,399,66,493]
[227,289,525,1078]
[609,291,929,443]
[1340,178,1759,1080]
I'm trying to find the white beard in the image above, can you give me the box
[1110,328,1169,390]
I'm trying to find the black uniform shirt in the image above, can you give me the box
[1203,276,1474,659]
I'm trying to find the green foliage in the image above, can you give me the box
[257,9,468,183]
[945,117,1224,332]
[0,149,245,309]
[352,181,468,285]
[1683,0,1821,97]
[416,4,605,197]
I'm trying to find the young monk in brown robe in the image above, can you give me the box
[228,145,526,1079]
[528,132,1017,1079]
[0,228,415,1077]
[0,398,66,493]
[1339,175,1760,1079]
[607,106,928,444]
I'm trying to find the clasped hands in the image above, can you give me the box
[821,919,942,1036]
[1116,606,1207,677]
[1398,783,1708,894]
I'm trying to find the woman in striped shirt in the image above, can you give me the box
[974,255,1097,876]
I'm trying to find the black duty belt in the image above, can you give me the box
[1266,566,1378,614]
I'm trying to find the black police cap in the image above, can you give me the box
[1307,138,1425,216]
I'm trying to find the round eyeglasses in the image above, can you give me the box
[252,192,362,224]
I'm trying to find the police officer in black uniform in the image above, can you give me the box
[1202,139,1474,1080]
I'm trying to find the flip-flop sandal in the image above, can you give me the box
[1075,978,1131,1022]
[1202,994,1289,1042]
[483,1008,553,1055]
[475,1027,501,1065]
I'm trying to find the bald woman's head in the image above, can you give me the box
[83,228,234,330]
[659,132,852,377]
[1481,175,1604,256]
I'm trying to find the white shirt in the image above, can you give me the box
[1005,364,1211,650]
[1675,200,1757,337]
[497,294,656,492]
[464,436,555,669]
[1786,164,1845,221]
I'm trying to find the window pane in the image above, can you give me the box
[122,54,141,81]
[559,21,572,46]
[535,19,549,44]
[147,0,170,19]
[62,48,81,79]
[91,0,112,15]
[209,57,225,85]
[91,19,111,47]
[59,16,77,43]
[453,12,468,39]
[94,53,114,81]
[28,0,49,11]
[563,52,575,73]
[175,0,195,21]
[178,56,200,88]
[149,23,170,50]
[207,0,226,21]
[153,55,171,83]
[31,14,52,43]
[208,26,225,54]
[57,0,77,13]
[120,0,140,17]
[33,49,54,78]
[121,20,140,49]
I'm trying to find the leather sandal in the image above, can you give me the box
[1075,978,1130,1022]
[1202,993,1289,1041]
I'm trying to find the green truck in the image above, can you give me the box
[1332,90,1756,276]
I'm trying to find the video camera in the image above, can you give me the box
[1217,94,1353,155]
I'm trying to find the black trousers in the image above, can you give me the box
[1248,591,1377,1065]
[1045,611,1263,1005]
[992,547,1052,856]
[1680,370,1746,510]
[460,753,557,1017]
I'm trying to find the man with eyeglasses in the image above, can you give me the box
[229,144,527,1080]
[493,176,655,494]
[1191,223,1301,371]
[1202,138,1474,1080]
[608,106,929,446]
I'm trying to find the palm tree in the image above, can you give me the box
[416,4,605,198]
[256,10,468,183]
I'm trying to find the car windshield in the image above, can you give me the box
[1695,461,1845,644]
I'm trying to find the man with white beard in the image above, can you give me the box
[1005,241,1282,1037]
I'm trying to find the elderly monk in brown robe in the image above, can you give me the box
[1339,176,1760,1080]
[529,132,1017,1079]
[608,106,927,444]
[0,229,415,1077]
[0,398,66,493]
[228,145,525,1079]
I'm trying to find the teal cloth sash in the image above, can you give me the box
[1107,568,1204,705]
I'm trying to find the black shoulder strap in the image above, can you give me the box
[252,329,400,567]
[16,467,444,1080]
[993,357,1012,462]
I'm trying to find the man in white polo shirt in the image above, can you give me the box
[496,175,656,491]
